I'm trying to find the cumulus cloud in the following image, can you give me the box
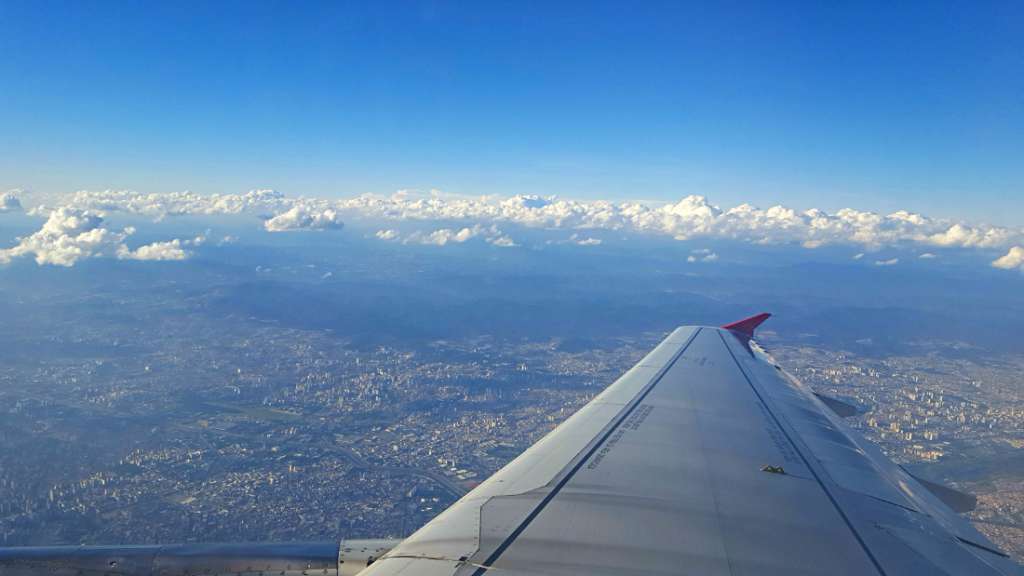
[486,234,518,248]
[992,246,1024,271]
[383,224,516,247]
[118,239,189,261]
[412,226,474,245]
[547,233,603,247]
[919,252,937,259]
[0,190,22,213]
[264,205,344,232]
[874,258,900,267]
[570,233,602,246]
[687,248,718,263]
[0,207,194,267]
[409,227,479,246]
[926,223,1012,248]
[0,208,129,266]
[55,189,341,233]
[3,188,332,266]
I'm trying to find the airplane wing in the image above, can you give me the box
[1,317,1019,576]
[363,317,1021,576]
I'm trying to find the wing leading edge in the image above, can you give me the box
[365,322,1020,576]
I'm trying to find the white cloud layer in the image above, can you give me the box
[36,188,1024,251]
[65,189,290,219]
[992,246,1024,271]
[7,188,1024,267]
[329,192,1023,251]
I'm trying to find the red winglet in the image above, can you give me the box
[721,312,771,338]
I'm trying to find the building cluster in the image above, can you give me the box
[779,348,1024,465]
[2,328,1020,559]
[0,327,648,546]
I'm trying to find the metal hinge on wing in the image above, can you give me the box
[813,393,859,418]
[898,466,978,514]
[378,553,497,571]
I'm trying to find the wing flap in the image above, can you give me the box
[814,392,859,417]
[904,472,978,514]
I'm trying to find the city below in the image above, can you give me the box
[1,313,1022,559]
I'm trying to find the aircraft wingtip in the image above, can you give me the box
[721,312,772,338]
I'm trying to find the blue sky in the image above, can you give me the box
[1,1,1022,224]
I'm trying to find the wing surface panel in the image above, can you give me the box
[364,327,699,568]
[455,327,876,576]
